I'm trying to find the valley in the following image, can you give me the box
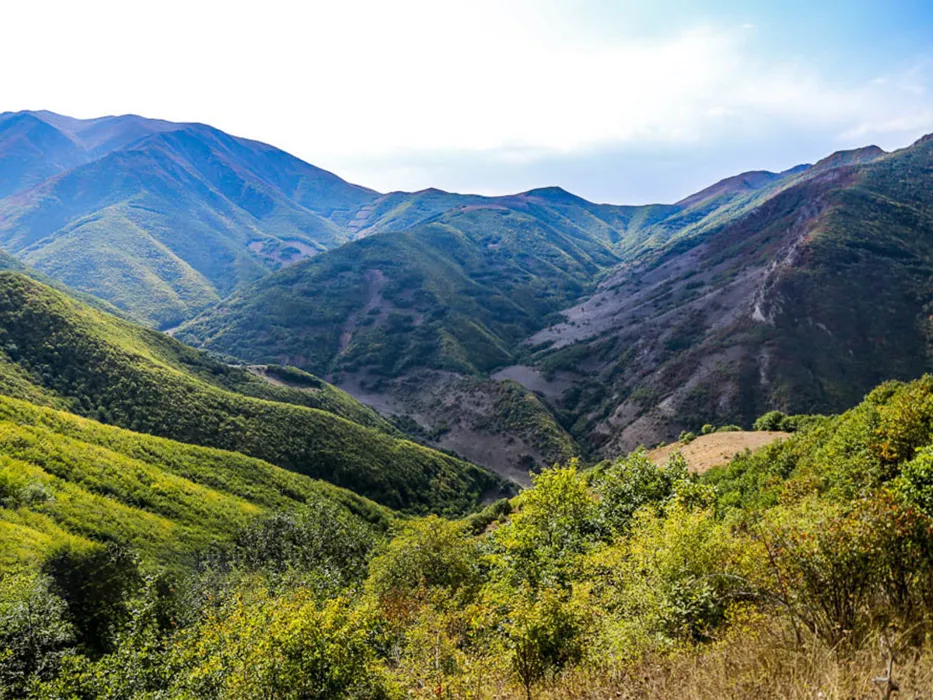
[7,109,933,484]
[3,108,933,698]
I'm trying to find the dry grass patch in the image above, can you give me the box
[648,431,789,474]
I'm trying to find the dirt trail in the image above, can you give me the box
[648,431,789,474]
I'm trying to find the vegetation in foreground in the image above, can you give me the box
[6,375,933,697]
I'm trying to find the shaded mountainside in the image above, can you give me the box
[524,135,933,454]
[0,272,506,514]
[0,111,378,326]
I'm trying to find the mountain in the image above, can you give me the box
[0,272,506,513]
[174,132,933,460]
[8,108,928,468]
[174,158,842,473]
[522,138,931,453]
[176,189,656,480]
[0,111,379,326]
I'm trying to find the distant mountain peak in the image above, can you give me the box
[410,187,451,196]
[675,169,783,209]
[780,163,811,177]
[812,145,886,172]
[521,186,586,203]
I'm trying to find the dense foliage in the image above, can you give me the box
[0,273,504,514]
[7,376,933,697]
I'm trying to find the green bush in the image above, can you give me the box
[754,410,789,431]
[898,446,933,516]
[594,451,690,536]
[42,542,142,656]
[756,494,933,648]
[0,573,74,697]
[367,516,481,605]
[507,586,591,696]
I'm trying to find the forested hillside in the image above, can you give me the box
[6,375,933,697]
[0,111,378,326]
[0,272,505,514]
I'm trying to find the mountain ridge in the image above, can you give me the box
[0,111,381,325]
[178,129,933,462]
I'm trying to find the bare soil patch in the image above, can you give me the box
[648,431,789,474]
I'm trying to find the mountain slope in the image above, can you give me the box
[522,135,933,453]
[179,198,624,376]
[0,112,87,198]
[0,112,379,326]
[0,391,390,572]
[0,272,504,513]
[177,130,932,461]
[175,193,646,478]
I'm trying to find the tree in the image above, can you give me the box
[754,410,788,432]
[42,542,142,656]
[367,516,480,608]
[493,463,597,589]
[594,451,689,536]
[0,573,74,695]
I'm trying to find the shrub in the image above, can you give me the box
[898,446,933,516]
[42,542,142,656]
[586,504,756,661]
[506,586,592,698]
[0,573,74,696]
[166,586,389,699]
[594,451,690,536]
[756,494,933,649]
[493,465,597,589]
[754,411,789,432]
[225,497,376,592]
[367,516,480,609]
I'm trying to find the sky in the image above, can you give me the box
[4,0,933,203]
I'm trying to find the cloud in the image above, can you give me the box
[2,0,932,200]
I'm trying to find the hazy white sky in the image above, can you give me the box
[5,0,933,202]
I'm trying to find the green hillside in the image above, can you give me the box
[0,392,390,572]
[0,272,504,514]
[179,201,623,378]
[9,376,933,698]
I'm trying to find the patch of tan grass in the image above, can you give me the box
[527,619,933,699]
[648,431,789,474]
